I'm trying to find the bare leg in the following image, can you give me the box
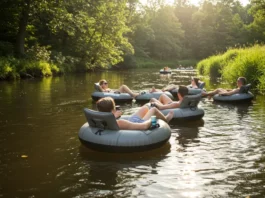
[131,105,150,118]
[158,94,173,104]
[206,88,228,99]
[143,107,174,123]
[118,85,139,98]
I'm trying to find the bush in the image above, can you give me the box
[26,44,51,62]
[0,57,18,80]
[197,45,265,94]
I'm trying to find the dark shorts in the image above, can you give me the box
[128,115,145,123]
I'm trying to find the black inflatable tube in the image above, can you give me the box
[79,137,170,153]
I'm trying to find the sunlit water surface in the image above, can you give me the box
[0,69,265,198]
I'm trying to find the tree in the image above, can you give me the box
[149,6,184,59]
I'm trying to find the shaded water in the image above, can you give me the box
[0,69,265,198]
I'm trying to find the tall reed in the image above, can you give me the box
[197,45,265,94]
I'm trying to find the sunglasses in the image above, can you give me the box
[103,82,108,85]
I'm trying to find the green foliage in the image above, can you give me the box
[197,45,265,93]
[0,57,17,80]
[2,0,265,83]
[26,45,51,62]
[48,0,133,70]
[18,60,60,77]
[0,56,61,80]
[222,45,265,88]
[149,6,184,59]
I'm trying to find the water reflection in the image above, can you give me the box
[73,144,171,197]
[175,126,200,147]
[212,101,253,120]
[1,69,265,197]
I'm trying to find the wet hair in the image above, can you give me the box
[178,85,188,97]
[96,97,116,112]
[99,79,107,86]
[238,77,246,85]
[192,77,200,87]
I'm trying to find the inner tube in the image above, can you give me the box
[136,91,174,102]
[160,69,172,74]
[91,83,133,102]
[91,92,133,102]
[79,109,171,152]
[171,87,203,96]
[213,92,254,102]
[213,84,254,102]
[153,94,204,121]
[170,82,206,96]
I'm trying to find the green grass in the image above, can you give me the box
[197,45,265,94]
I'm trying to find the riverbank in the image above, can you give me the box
[0,56,62,80]
[197,45,265,94]
[0,55,198,80]
[134,57,198,68]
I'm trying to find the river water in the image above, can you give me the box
[0,69,265,198]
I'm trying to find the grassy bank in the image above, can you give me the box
[0,56,61,80]
[135,57,198,68]
[197,45,265,94]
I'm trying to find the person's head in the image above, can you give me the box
[99,79,108,88]
[96,97,116,113]
[191,77,199,87]
[178,85,188,98]
[237,77,246,86]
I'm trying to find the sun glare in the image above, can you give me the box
[141,0,250,6]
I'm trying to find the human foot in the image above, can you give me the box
[149,86,156,93]
[166,111,174,122]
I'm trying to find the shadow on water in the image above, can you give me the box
[212,101,253,119]
[78,142,171,162]
[174,126,200,147]
[169,118,204,127]
[75,143,172,197]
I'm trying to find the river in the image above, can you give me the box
[0,68,265,198]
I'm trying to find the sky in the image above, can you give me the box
[140,0,250,6]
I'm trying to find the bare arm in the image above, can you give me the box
[117,119,151,130]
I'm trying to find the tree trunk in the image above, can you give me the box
[15,0,31,57]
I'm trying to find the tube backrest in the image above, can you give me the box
[179,94,201,109]
[198,82,205,89]
[239,84,251,94]
[84,108,120,130]
[94,83,102,92]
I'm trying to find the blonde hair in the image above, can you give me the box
[99,79,107,86]
[96,97,115,112]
